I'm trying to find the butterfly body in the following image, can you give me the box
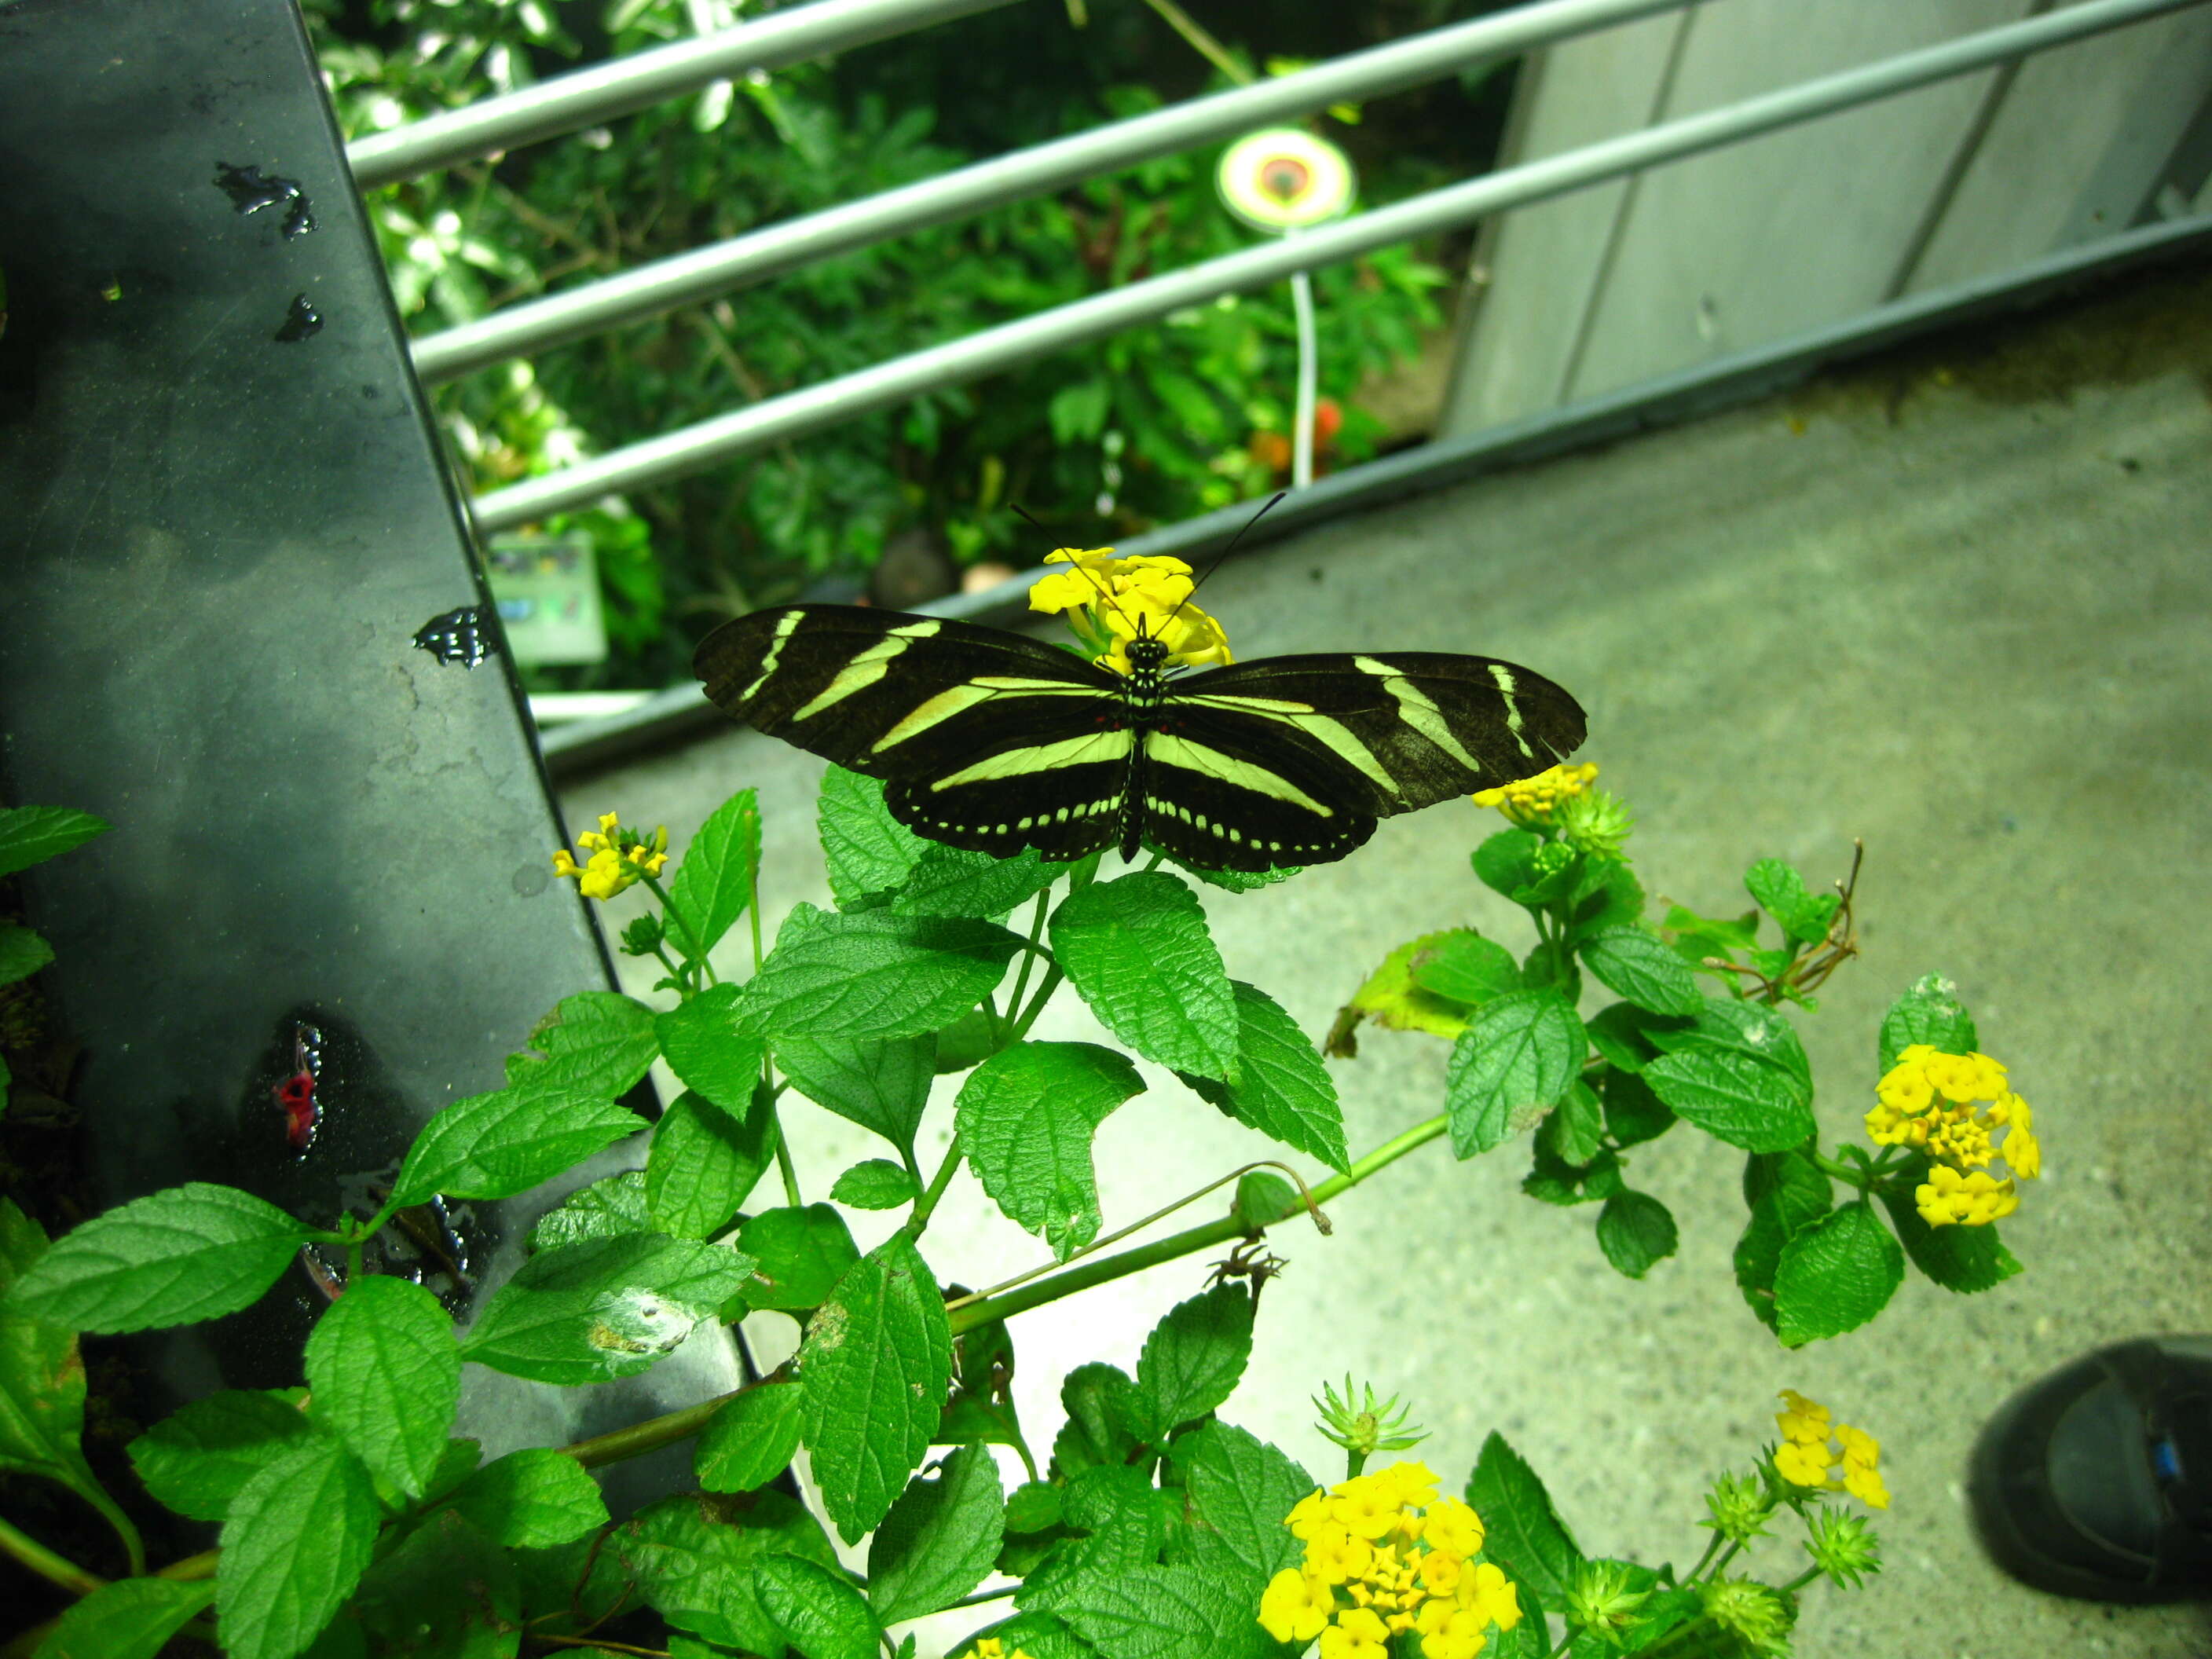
[694,604,1585,873]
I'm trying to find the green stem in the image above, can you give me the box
[1003,892,1049,1029]
[0,1513,103,1598]
[639,873,713,989]
[1009,965,1066,1041]
[903,1144,966,1241]
[1683,1529,1726,1584]
[771,1108,803,1207]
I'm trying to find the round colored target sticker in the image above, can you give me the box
[1216,127,1357,231]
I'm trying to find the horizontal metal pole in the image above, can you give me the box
[412,0,1701,383]
[346,0,1020,191]
[476,0,2207,533]
[537,209,2212,775]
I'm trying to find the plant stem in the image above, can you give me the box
[1009,963,1066,1040]
[562,1385,744,1469]
[0,1514,102,1597]
[1004,892,1049,1027]
[772,1112,803,1207]
[903,1144,966,1241]
[639,873,712,989]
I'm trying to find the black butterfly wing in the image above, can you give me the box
[693,605,1131,861]
[1143,651,1588,870]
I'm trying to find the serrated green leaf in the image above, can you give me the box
[648,1088,773,1240]
[654,984,764,1114]
[931,1009,998,1074]
[735,907,1021,1040]
[217,1437,380,1659]
[527,1170,651,1251]
[1595,1190,1677,1279]
[868,1442,1005,1625]
[665,789,760,960]
[0,921,54,988]
[756,1554,879,1659]
[460,1234,753,1386]
[1053,1363,1141,1479]
[618,1491,835,1652]
[1745,858,1838,945]
[738,1205,859,1312]
[127,1390,315,1522]
[306,1276,458,1500]
[506,991,659,1099]
[895,844,1060,919]
[1566,859,1646,945]
[819,767,929,906]
[0,805,111,879]
[1467,1432,1581,1610]
[1773,1203,1905,1346]
[1879,1181,2023,1294]
[1170,852,1298,892]
[393,1086,642,1210]
[1599,1067,1674,1148]
[1652,998,1812,1097]
[800,1232,953,1543]
[1409,930,1521,1005]
[1046,1562,1268,1659]
[771,1033,936,1153]
[830,1159,918,1210]
[1130,1285,1251,1444]
[446,1447,607,1547]
[1643,1049,1815,1153]
[1577,927,1701,1016]
[1049,873,1238,1084]
[32,1576,215,1659]
[1550,1080,1604,1166]
[0,1202,103,1510]
[955,1612,1092,1659]
[350,1507,520,1658]
[1582,1002,1686,1074]
[1328,930,1483,1050]
[1177,982,1348,1174]
[1174,1421,1312,1583]
[958,1043,1144,1259]
[8,1184,308,1335]
[1445,992,1584,1158]
[1878,973,1979,1072]
[1734,1150,1833,1331]
[695,1381,804,1493]
[1471,829,1540,899]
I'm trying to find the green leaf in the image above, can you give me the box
[1643,1049,1816,1153]
[506,991,659,1100]
[0,805,110,878]
[756,1555,880,1659]
[734,906,1022,1040]
[1582,1002,1686,1074]
[1174,1421,1312,1583]
[1052,1363,1141,1479]
[1445,992,1584,1157]
[1232,1171,1301,1228]
[1470,829,1540,899]
[830,1159,918,1210]
[648,1088,773,1240]
[1049,873,1239,1084]
[1409,930,1521,1005]
[1131,1285,1251,1443]
[1467,1432,1582,1610]
[771,1033,936,1153]
[1170,854,1298,893]
[447,1447,608,1547]
[654,985,765,1114]
[1773,1203,1906,1346]
[1577,927,1701,1016]
[8,1184,309,1334]
[895,844,1060,919]
[868,1442,1005,1625]
[1599,1068,1674,1148]
[460,1233,754,1385]
[350,1507,520,1658]
[695,1381,804,1493]
[1653,998,1812,1098]
[1595,1190,1678,1279]
[1049,378,1110,444]
[1327,931,1483,1049]
[957,1042,1144,1259]
[1566,859,1646,945]
[392,1086,642,1209]
[1046,1562,1269,1659]
[128,1390,316,1522]
[738,1205,859,1312]
[1878,972,1978,1072]
[800,1232,953,1543]
[0,921,55,988]
[1550,1080,1605,1166]
[0,1202,102,1508]
[617,1489,837,1653]
[1880,1177,2023,1295]
[1734,1150,1833,1331]
[1661,902,1760,965]
[665,788,760,960]
[819,768,928,906]
[1745,858,1838,945]
[1522,1141,1621,1208]
[217,1437,380,1659]
[305,1276,459,1500]
[931,1010,998,1074]
[527,1171,651,1251]
[32,1576,215,1659]
[1177,982,1348,1174]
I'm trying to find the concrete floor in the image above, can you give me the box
[562,262,2212,1658]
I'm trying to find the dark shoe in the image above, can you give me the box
[1968,1335,2212,1602]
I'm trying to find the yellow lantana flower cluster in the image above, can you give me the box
[1027,547,1235,676]
[950,1641,1033,1659]
[551,813,668,901]
[1865,1045,2041,1227]
[1471,762,1599,825]
[1772,1390,1888,1510]
[1258,1461,1522,1659]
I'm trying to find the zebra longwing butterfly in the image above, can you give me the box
[692,596,1586,874]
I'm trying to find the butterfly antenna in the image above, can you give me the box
[1013,500,1137,631]
[1156,491,1287,635]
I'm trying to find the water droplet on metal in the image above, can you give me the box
[213,161,316,238]
[273,293,322,342]
[412,606,497,668]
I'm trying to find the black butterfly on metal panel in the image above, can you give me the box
[691,503,1586,873]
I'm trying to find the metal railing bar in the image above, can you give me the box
[474,0,2207,533]
[538,209,2212,775]
[412,0,1703,384]
[346,0,1020,192]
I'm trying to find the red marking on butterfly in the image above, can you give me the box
[274,1024,323,1150]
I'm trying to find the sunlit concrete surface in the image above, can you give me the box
[564,262,2212,1657]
